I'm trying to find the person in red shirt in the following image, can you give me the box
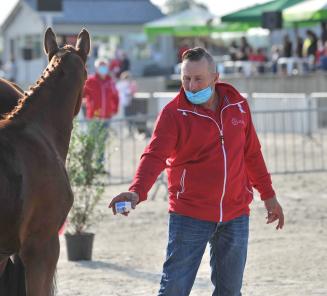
[83,58,119,120]
[177,43,190,63]
[109,47,284,296]
[109,51,122,79]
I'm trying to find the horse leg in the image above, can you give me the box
[0,255,26,295]
[0,258,9,276]
[11,254,26,296]
[0,257,10,294]
[20,235,59,296]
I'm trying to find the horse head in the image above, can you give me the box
[44,27,90,116]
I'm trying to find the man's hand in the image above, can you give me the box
[108,191,139,216]
[264,196,284,230]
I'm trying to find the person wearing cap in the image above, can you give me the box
[83,58,119,120]
[109,47,284,296]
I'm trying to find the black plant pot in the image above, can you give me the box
[65,232,94,261]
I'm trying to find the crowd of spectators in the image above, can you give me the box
[225,22,327,76]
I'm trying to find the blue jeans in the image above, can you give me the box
[158,213,249,296]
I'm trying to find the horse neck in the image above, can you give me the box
[24,85,79,160]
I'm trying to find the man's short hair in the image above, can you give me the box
[182,47,216,72]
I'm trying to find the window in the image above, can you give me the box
[19,34,42,60]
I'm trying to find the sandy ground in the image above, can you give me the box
[56,173,327,296]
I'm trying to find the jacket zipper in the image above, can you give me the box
[176,168,186,199]
[178,100,244,222]
[219,129,227,222]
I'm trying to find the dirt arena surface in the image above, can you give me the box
[57,173,327,296]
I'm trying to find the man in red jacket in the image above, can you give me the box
[109,47,284,296]
[83,58,119,119]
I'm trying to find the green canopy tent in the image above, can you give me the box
[283,0,327,25]
[221,0,305,28]
[144,6,249,39]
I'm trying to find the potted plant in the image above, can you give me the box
[65,120,107,261]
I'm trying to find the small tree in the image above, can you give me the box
[66,120,107,234]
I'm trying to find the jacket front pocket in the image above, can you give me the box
[176,169,186,199]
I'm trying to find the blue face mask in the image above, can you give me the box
[185,86,213,105]
[98,65,108,76]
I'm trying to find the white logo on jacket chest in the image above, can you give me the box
[231,117,245,126]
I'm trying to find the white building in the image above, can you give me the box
[1,0,168,87]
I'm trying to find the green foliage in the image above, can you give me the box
[66,120,107,234]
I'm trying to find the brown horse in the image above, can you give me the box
[0,78,25,295]
[0,27,90,296]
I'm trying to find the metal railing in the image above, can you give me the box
[78,92,327,186]
[253,108,327,174]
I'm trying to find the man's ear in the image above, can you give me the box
[213,72,219,83]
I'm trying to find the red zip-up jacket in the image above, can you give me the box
[129,82,275,222]
[83,74,119,119]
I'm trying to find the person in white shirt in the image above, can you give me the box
[116,71,137,118]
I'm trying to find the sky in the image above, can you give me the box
[0,0,271,26]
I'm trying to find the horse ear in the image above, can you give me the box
[75,28,91,62]
[44,27,59,61]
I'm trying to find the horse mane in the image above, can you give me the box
[4,45,77,122]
